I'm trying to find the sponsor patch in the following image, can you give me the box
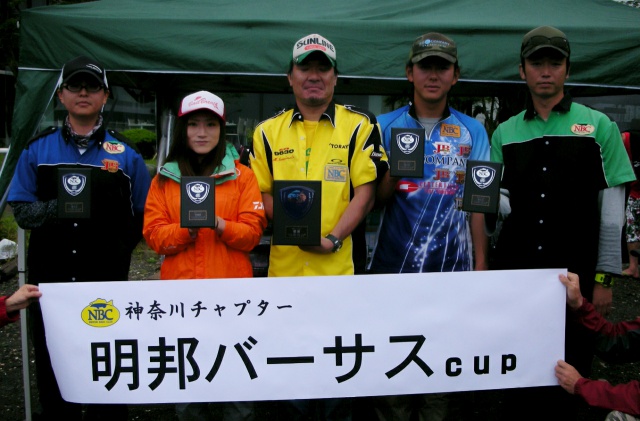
[81,298,120,328]
[274,147,294,157]
[440,124,461,138]
[324,165,348,182]
[396,180,419,193]
[571,124,595,135]
[101,159,119,173]
[103,141,125,154]
[433,142,451,155]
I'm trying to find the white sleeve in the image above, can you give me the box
[597,185,626,275]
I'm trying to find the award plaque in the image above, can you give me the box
[390,127,425,178]
[57,168,91,218]
[462,160,503,214]
[180,176,216,228]
[272,180,321,246]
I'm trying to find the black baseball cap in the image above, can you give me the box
[58,56,109,89]
[521,26,570,59]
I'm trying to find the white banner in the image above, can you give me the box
[39,269,566,404]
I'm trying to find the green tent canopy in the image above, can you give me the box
[4,0,640,201]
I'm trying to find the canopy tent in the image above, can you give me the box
[4,0,640,202]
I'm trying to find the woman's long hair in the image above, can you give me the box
[163,111,228,180]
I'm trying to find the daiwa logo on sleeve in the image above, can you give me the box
[81,299,120,327]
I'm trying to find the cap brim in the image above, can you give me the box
[522,45,569,58]
[62,70,105,86]
[295,51,336,67]
[178,106,225,122]
[411,52,457,64]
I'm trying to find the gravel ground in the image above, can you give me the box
[1,242,639,421]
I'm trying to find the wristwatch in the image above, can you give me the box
[594,272,615,288]
[325,234,343,253]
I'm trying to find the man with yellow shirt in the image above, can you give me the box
[251,33,388,278]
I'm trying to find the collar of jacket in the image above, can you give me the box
[288,100,337,128]
[407,101,452,122]
[524,91,572,121]
[61,122,106,144]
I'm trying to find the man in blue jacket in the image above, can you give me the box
[8,55,151,421]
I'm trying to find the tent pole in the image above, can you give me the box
[18,226,32,421]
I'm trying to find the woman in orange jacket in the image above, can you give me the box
[143,91,266,420]
[143,90,267,280]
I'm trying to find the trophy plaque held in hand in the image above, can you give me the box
[272,180,321,246]
[180,176,216,228]
[390,127,425,178]
[462,160,502,214]
[58,168,91,218]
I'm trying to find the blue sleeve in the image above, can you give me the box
[7,146,40,203]
[470,123,490,161]
[128,149,152,216]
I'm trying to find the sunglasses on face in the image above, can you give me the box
[62,83,105,93]
[523,36,570,54]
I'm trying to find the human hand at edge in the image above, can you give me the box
[555,360,582,395]
[559,273,583,311]
[6,284,42,313]
[298,236,333,254]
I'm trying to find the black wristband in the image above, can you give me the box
[325,234,343,253]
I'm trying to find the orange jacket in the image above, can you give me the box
[143,159,266,280]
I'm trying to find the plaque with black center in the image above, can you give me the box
[57,168,91,218]
[462,160,502,214]
[272,180,321,246]
[390,127,425,178]
[180,176,215,228]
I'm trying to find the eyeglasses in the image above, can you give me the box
[62,83,105,93]
[522,36,570,55]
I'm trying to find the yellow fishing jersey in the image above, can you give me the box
[251,102,388,276]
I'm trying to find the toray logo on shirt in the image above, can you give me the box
[440,124,460,138]
[571,124,595,135]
